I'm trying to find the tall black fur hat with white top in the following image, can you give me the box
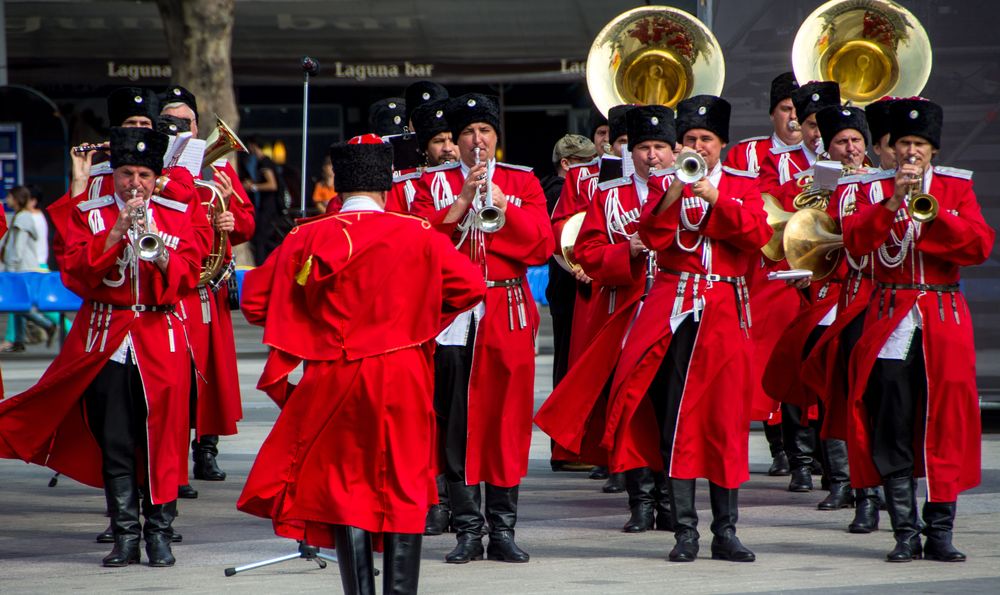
[889,98,943,149]
[159,85,199,121]
[368,98,407,136]
[676,95,731,143]
[109,126,168,172]
[410,99,450,150]
[816,105,871,151]
[626,106,676,150]
[445,93,501,141]
[107,87,159,127]
[792,81,840,122]
[405,81,449,122]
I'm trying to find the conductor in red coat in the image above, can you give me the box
[842,99,994,563]
[0,127,204,568]
[409,93,554,564]
[237,135,485,594]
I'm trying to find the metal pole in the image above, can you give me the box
[299,71,310,217]
[0,0,8,85]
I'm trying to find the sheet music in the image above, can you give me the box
[162,132,192,169]
[176,138,207,177]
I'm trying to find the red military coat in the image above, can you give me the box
[758,142,813,196]
[843,166,994,501]
[551,158,602,364]
[236,207,485,548]
[182,161,255,438]
[603,166,771,487]
[48,162,115,269]
[410,160,554,487]
[385,168,421,214]
[535,173,660,464]
[0,210,4,396]
[0,167,203,504]
[723,135,774,174]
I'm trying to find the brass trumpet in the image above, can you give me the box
[676,151,708,184]
[473,147,505,233]
[904,155,938,223]
[130,188,166,262]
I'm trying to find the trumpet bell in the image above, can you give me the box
[676,152,708,184]
[783,208,844,280]
[137,233,166,262]
[909,192,938,223]
[792,0,931,106]
[556,211,587,274]
[202,116,249,169]
[762,193,794,262]
[475,205,505,234]
[587,5,725,116]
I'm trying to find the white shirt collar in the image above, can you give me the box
[460,158,495,178]
[339,195,384,213]
[632,173,649,205]
[771,132,792,150]
[707,161,723,187]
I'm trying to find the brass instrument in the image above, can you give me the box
[131,188,167,263]
[196,117,249,284]
[676,151,708,184]
[904,155,938,223]
[783,208,844,280]
[762,193,794,261]
[201,116,248,170]
[556,211,586,273]
[586,5,725,115]
[473,147,505,233]
[792,176,831,211]
[792,0,931,106]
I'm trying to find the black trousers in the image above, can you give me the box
[434,321,476,483]
[84,359,148,480]
[646,317,699,472]
[863,329,927,479]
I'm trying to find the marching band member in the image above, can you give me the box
[731,72,801,477]
[237,135,485,594]
[864,96,899,168]
[386,98,457,214]
[369,97,408,137]
[159,85,255,496]
[404,80,449,130]
[842,99,994,562]
[0,127,204,567]
[410,93,554,564]
[763,105,872,518]
[536,105,677,534]
[603,95,770,563]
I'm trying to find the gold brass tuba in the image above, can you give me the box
[783,208,844,280]
[792,0,932,106]
[586,5,725,115]
[197,116,249,285]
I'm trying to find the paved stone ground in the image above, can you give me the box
[1,317,998,594]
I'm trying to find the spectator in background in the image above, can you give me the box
[312,155,340,213]
[0,186,57,352]
[242,138,281,265]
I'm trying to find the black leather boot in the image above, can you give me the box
[445,481,484,564]
[782,404,816,491]
[788,465,813,492]
[177,484,198,499]
[849,488,881,533]
[667,478,699,562]
[709,483,755,562]
[883,476,922,562]
[817,439,853,509]
[102,476,142,567]
[622,467,655,533]
[97,487,115,543]
[764,423,789,476]
[143,498,177,567]
[382,533,422,595]
[589,465,610,480]
[424,475,451,536]
[602,472,625,494]
[192,435,226,481]
[485,484,530,562]
[333,525,376,595]
[922,501,966,562]
[768,451,790,476]
[653,471,673,531]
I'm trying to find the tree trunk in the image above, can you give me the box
[155,0,239,136]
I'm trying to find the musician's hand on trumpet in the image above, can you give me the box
[888,155,923,212]
[106,191,145,252]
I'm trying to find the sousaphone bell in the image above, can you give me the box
[783,208,844,280]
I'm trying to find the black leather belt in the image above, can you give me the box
[659,268,741,284]
[111,304,176,313]
[877,282,959,293]
[486,278,522,288]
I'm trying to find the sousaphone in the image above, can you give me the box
[792,0,931,106]
[586,5,725,116]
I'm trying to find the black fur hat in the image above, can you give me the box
[156,114,191,136]
[792,81,840,122]
[368,98,407,136]
[864,97,897,144]
[626,105,676,150]
[589,110,609,141]
[817,106,871,151]
[411,99,450,150]
[608,104,634,143]
[329,134,394,193]
[107,87,159,127]
[109,126,168,172]
[159,85,199,121]
[676,95,731,143]
[446,93,501,141]
[405,81,449,122]
[889,98,943,149]
[770,72,799,114]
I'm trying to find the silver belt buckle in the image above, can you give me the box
[705,273,722,282]
[131,305,147,312]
